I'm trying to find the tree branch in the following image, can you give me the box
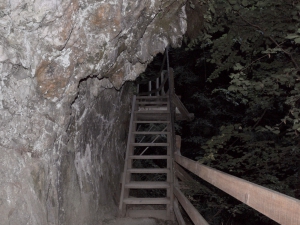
[237,11,300,70]
[252,108,268,130]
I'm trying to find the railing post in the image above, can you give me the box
[161,71,165,95]
[156,77,159,96]
[168,67,176,221]
[148,81,152,96]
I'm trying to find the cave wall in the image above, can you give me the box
[0,0,187,224]
[60,79,132,224]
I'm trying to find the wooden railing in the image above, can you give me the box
[173,137,300,225]
[133,47,300,224]
[137,46,300,225]
[136,48,193,121]
[137,47,169,97]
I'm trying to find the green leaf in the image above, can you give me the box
[233,63,243,70]
[294,37,300,44]
[242,0,248,6]
[228,0,237,4]
[286,34,299,39]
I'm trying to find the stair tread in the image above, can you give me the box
[133,131,170,134]
[129,155,169,159]
[133,120,170,123]
[125,181,170,189]
[131,143,169,146]
[137,102,168,105]
[123,197,170,204]
[128,168,170,173]
[138,106,168,109]
[136,96,168,99]
[135,110,169,114]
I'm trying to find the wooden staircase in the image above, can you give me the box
[119,48,193,221]
[119,95,175,220]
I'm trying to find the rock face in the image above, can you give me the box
[0,0,186,224]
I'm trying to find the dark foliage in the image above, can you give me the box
[143,0,300,224]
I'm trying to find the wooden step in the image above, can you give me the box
[128,168,170,174]
[138,105,167,108]
[136,96,168,99]
[129,155,169,159]
[125,181,170,189]
[137,102,168,105]
[123,197,170,204]
[133,120,170,124]
[131,143,169,147]
[132,131,170,135]
[127,209,169,220]
[135,110,169,114]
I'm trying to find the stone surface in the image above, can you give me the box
[0,0,187,224]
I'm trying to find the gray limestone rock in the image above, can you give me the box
[0,0,187,224]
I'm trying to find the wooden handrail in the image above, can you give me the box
[119,95,137,216]
[137,72,169,96]
[135,72,164,84]
[174,185,209,225]
[172,94,194,121]
[174,152,300,225]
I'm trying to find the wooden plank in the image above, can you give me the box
[174,198,186,225]
[125,181,170,189]
[175,135,181,153]
[138,107,168,111]
[129,155,169,159]
[172,94,194,121]
[123,197,170,204]
[119,95,137,215]
[174,153,300,225]
[174,186,209,225]
[137,101,168,105]
[135,115,169,121]
[136,96,168,99]
[127,209,169,220]
[174,175,186,225]
[175,113,194,121]
[135,110,169,114]
[137,105,168,109]
[165,68,176,221]
[128,168,170,173]
[156,77,159,96]
[133,120,170,124]
[174,163,195,184]
[148,81,152,96]
[138,75,169,96]
[132,131,170,135]
[131,143,169,147]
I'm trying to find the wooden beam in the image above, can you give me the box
[172,94,194,121]
[174,163,195,184]
[175,135,181,153]
[174,153,300,225]
[174,199,186,225]
[148,81,152,96]
[174,186,209,225]
[118,95,137,216]
[138,75,169,96]
[174,176,186,225]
